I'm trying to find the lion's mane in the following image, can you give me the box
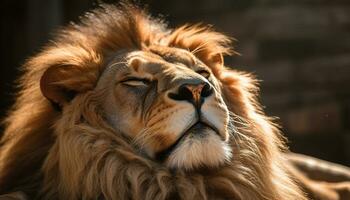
[0,3,306,200]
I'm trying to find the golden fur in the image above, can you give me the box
[0,3,327,199]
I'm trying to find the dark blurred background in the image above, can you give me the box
[1,0,350,166]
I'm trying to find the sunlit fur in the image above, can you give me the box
[0,3,307,199]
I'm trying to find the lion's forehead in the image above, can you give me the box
[125,48,200,74]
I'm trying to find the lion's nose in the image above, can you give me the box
[168,82,213,107]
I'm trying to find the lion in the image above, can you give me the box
[0,3,349,200]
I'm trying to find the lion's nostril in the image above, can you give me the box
[201,83,213,98]
[168,85,193,101]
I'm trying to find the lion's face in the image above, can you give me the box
[96,46,231,170]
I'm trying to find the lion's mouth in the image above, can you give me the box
[155,121,217,161]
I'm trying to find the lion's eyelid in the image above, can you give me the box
[196,69,211,78]
[121,78,150,87]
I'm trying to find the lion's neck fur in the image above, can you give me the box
[35,91,306,200]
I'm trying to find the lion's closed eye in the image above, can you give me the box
[121,78,150,87]
[196,69,210,79]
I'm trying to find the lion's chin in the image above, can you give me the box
[165,128,232,171]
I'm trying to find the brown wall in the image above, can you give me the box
[1,0,349,165]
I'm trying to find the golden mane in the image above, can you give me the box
[0,3,308,199]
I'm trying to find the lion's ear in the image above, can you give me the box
[40,65,97,108]
[40,65,73,107]
[195,53,224,76]
[166,24,231,71]
[208,53,224,67]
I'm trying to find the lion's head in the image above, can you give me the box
[0,3,307,200]
[89,47,232,170]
